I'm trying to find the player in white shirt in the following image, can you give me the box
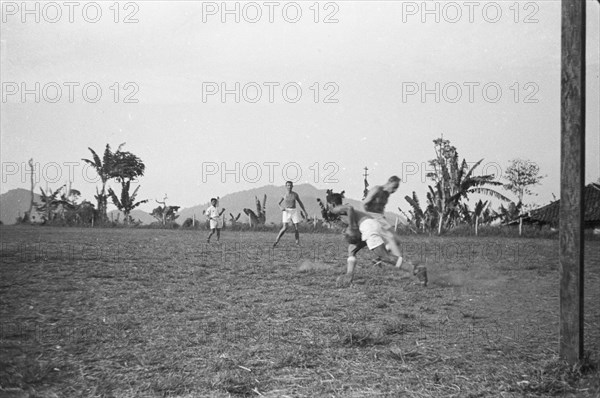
[205,198,225,243]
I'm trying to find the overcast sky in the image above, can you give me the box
[1,1,599,214]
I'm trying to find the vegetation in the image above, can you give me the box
[243,195,267,226]
[151,195,180,226]
[106,146,147,224]
[35,185,66,223]
[503,158,546,205]
[317,189,346,228]
[82,144,121,223]
[403,137,512,235]
[14,138,549,233]
[82,143,147,225]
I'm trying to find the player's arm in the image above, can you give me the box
[330,205,357,228]
[330,205,352,217]
[363,185,383,207]
[295,194,308,217]
[219,208,226,216]
[278,197,284,210]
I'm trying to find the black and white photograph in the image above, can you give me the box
[1,1,599,396]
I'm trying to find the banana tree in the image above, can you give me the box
[35,186,67,223]
[426,137,510,234]
[151,196,180,225]
[82,143,124,223]
[256,195,266,224]
[472,199,490,235]
[108,181,148,224]
[403,191,426,232]
[107,146,147,224]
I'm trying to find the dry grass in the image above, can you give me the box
[1,226,598,397]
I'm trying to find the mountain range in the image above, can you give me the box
[0,184,404,226]
[0,188,42,224]
[177,184,370,225]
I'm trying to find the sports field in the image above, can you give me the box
[1,226,599,397]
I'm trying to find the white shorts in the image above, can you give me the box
[209,217,223,229]
[366,212,400,256]
[282,208,301,224]
[359,219,385,250]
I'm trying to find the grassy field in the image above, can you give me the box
[1,226,599,397]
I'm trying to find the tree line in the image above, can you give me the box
[19,138,544,232]
[400,137,545,235]
[21,143,149,225]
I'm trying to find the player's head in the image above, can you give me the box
[326,190,345,207]
[210,198,217,205]
[285,181,293,191]
[385,176,401,192]
[344,227,362,245]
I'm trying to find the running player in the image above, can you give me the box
[329,202,427,287]
[205,198,225,243]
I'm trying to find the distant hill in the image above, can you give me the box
[177,183,404,226]
[107,209,156,225]
[0,188,42,224]
[0,185,405,227]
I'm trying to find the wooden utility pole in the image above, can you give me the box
[27,158,35,221]
[362,167,369,199]
[559,0,585,364]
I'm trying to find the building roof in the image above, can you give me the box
[528,183,600,225]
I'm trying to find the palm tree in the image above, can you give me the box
[243,208,261,226]
[82,143,124,223]
[108,182,148,224]
[472,199,490,235]
[107,148,147,224]
[58,185,81,222]
[256,195,267,224]
[151,195,180,225]
[35,186,67,223]
[426,137,510,234]
[493,201,522,224]
[404,191,426,232]
[110,148,145,183]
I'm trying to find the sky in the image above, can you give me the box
[1,0,599,215]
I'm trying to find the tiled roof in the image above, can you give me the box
[528,183,600,224]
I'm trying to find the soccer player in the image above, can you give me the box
[205,198,225,243]
[273,181,308,247]
[329,203,427,287]
[363,175,402,257]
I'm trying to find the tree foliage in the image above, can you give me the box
[243,195,267,226]
[405,136,510,234]
[108,181,148,224]
[151,204,180,225]
[83,143,147,225]
[35,186,67,223]
[82,143,124,223]
[503,158,545,204]
[317,190,346,227]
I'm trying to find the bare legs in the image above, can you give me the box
[207,228,221,243]
[273,223,300,247]
[337,242,426,287]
